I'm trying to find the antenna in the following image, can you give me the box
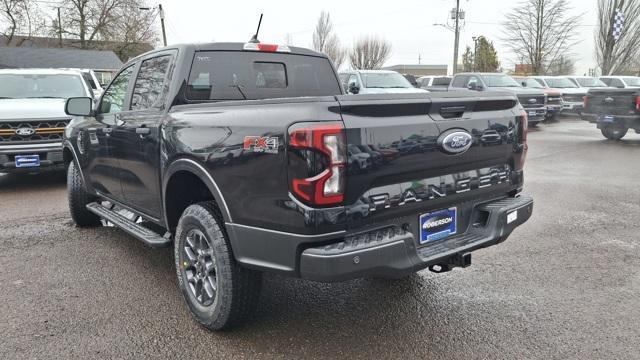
[249,13,263,43]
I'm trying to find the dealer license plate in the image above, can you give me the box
[15,154,40,168]
[419,207,457,244]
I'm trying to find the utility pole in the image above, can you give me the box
[158,4,167,47]
[452,0,461,74]
[140,4,168,47]
[472,36,479,72]
[57,7,62,48]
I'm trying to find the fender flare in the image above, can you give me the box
[162,158,233,225]
[62,140,86,185]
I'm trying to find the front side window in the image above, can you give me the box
[451,75,467,88]
[432,77,451,86]
[0,74,86,99]
[99,65,133,114]
[131,55,172,110]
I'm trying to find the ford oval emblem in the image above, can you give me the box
[438,130,473,155]
[528,98,537,104]
[15,127,35,136]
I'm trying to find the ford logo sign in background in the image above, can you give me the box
[438,130,473,155]
[15,127,35,136]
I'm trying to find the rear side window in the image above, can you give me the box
[432,77,451,86]
[131,55,172,110]
[185,51,341,101]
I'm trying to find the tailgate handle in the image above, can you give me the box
[439,105,466,118]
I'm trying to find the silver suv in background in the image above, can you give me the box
[0,69,92,173]
[339,70,429,94]
[566,76,609,89]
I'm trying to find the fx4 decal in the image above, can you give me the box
[243,136,279,154]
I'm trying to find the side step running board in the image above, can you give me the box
[86,202,171,248]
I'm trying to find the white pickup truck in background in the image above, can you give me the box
[0,68,92,173]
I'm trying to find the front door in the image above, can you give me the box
[110,53,174,219]
[88,64,135,201]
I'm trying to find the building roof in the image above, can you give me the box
[383,64,448,71]
[0,46,123,70]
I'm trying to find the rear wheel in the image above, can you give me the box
[67,161,101,227]
[601,126,628,140]
[175,202,262,330]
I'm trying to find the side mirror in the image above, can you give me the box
[468,82,478,91]
[349,83,360,94]
[65,97,93,116]
[521,81,527,87]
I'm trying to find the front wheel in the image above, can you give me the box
[601,126,628,140]
[67,161,101,227]
[175,202,262,331]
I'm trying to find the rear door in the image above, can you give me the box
[338,92,522,232]
[111,51,175,219]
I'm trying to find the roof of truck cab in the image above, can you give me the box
[132,42,327,59]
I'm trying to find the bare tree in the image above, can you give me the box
[109,0,158,60]
[0,0,46,46]
[59,0,124,48]
[312,11,347,70]
[349,36,392,70]
[502,0,582,75]
[595,0,640,75]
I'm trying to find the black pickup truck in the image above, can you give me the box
[582,88,640,140]
[62,42,533,330]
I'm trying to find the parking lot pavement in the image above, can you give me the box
[1,118,639,359]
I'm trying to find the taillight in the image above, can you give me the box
[243,42,291,53]
[289,123,346,206]
[516,110,528,169]
[636,95,640,111]
[583,95,589,109]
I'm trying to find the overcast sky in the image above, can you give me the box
[159,0,599,75]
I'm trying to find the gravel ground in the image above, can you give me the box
[1,118,639,359]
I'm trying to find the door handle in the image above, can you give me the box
[136,127,150,135]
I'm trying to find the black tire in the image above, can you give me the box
[601,126,628,140]
[174,202,262,331]
[67,161,101,227]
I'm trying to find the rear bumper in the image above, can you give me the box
[581,113,640,128]
[299,195,533,281]
[228,195,533,282]
[0,142,64,173]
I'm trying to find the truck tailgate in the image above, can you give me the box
[585,89,639,116]
[337,92,523,231]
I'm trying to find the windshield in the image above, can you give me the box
[481,74,521,87]
[576,78,607,87]
[622,77,640,86]
[360,72,413,88]
[544,78,577,88]
[518,78,544,88]
[0,74,86,99]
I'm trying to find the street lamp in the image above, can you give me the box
[140,4,167,47]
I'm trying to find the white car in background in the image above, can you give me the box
[339,70,429,95]
[0,68,92,173]
[566,76,609,89]
[599,76,640,89]
[531,76,588,114]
